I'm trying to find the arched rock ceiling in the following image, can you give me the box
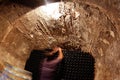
[0,1,120,80]
[15,2,118,54]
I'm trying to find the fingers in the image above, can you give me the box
[43,47,64,66]
[57,47,64,60]
[49,47,59,55]
[50,47,64,60]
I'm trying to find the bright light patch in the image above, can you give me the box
[40,2,62,20]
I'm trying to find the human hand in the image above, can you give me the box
[42,47,63,68]
[40,47,63,80]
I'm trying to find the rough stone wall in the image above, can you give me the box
[0,0,120,80]
[0,2,32,68]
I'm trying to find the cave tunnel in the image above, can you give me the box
[0,0,120,80]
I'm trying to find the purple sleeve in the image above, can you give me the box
[40,58,61,80]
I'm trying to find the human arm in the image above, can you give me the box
[40,47,63,80]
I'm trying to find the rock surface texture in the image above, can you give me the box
[0,0,120,80]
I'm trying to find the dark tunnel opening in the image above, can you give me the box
[25,50,95,80]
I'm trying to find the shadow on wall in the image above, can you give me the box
[25,50,45,80]
[25,49,95,80]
